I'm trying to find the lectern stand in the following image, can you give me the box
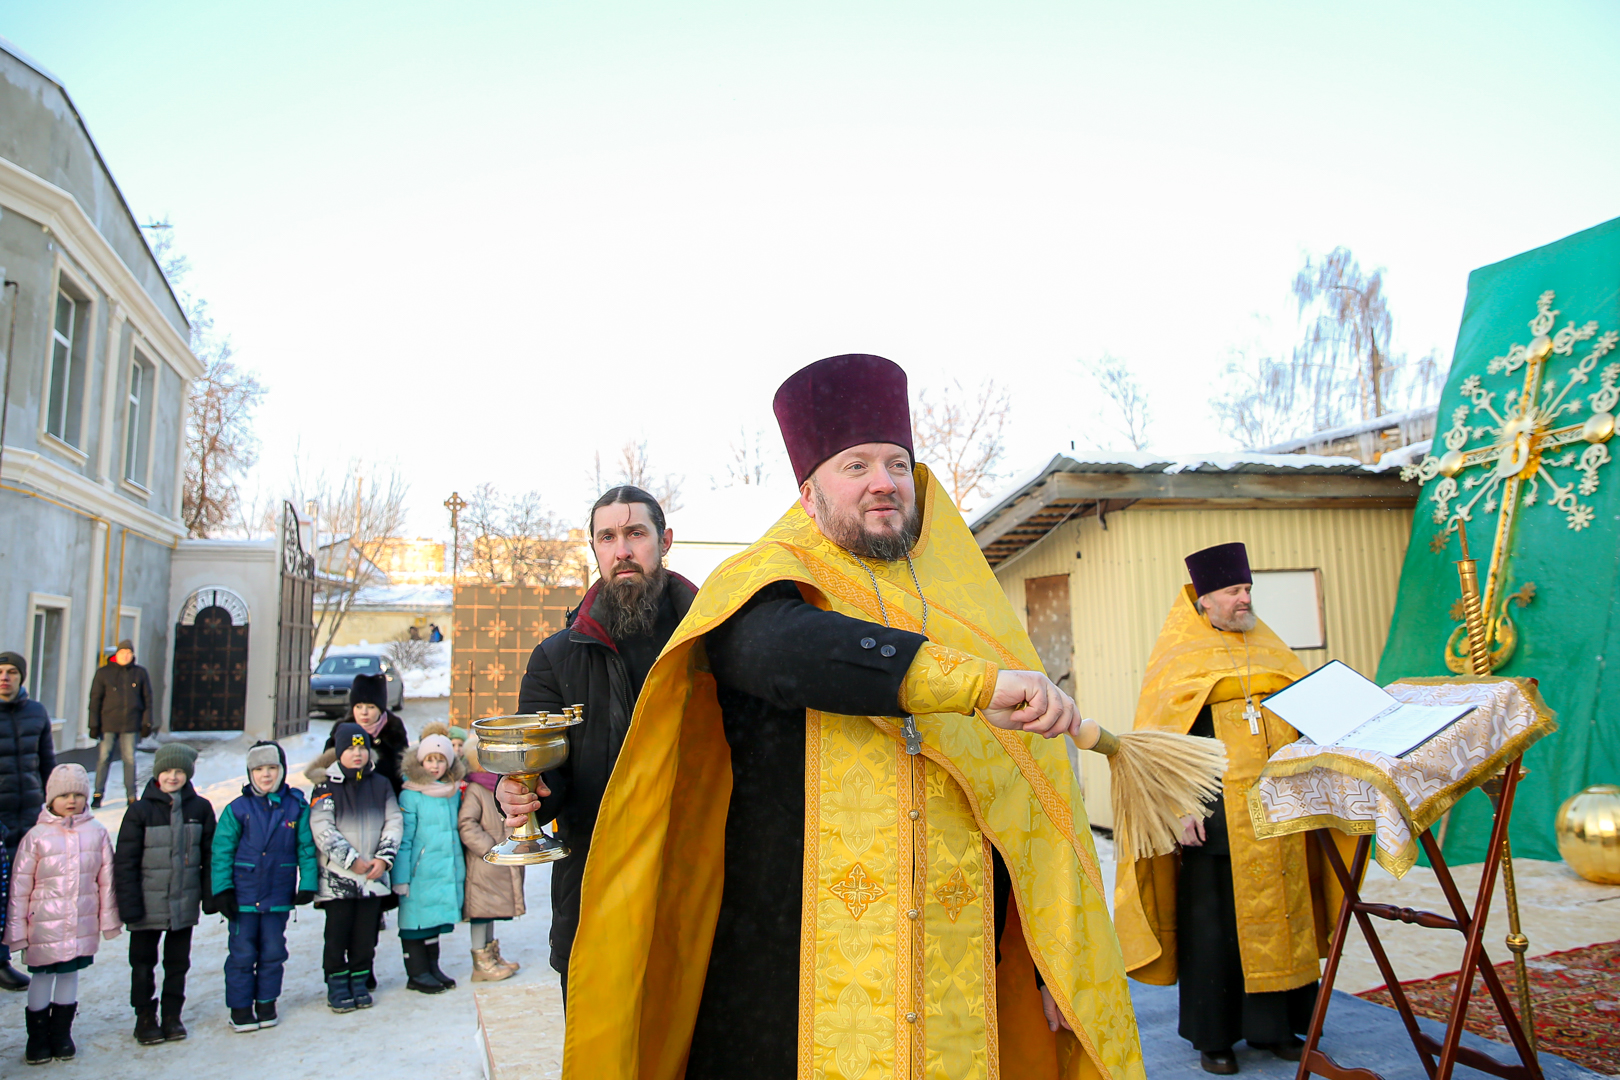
[1249,677,1557,1080]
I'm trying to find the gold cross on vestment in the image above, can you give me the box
[1405,291,1618,671]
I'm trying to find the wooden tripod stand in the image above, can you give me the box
[1296,756,1541,1080]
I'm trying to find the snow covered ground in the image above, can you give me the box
[0,699,562,1077]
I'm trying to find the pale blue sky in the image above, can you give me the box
[6,1,1618,533]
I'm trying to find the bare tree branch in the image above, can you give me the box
[910,379,1012,512]
[1081,354,1153,451]
[613,438,685,512]
[457,484,585,588]
[713,426,774,488]
[286,462,411,665]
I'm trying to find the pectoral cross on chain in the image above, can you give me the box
[1244,701,1261,736]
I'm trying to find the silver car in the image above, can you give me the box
[309,653,404,718]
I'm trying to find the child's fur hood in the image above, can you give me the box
[402,743,467,787]
[304,746,381,785]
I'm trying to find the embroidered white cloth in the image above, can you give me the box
[1248,677,1555,877]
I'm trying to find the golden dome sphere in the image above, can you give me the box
[1555,784,1620,885]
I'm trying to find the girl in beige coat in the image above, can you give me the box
[458,734,524,981]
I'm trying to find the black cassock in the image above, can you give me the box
[1177,705,1318,1053]
[683,582,1023,1080]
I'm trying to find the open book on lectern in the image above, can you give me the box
[1259,660,1475,758]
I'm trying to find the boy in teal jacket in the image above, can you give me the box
[211,741,316,1032]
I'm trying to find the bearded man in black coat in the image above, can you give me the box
[514,485,696,1002]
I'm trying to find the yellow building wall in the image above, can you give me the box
[316,610,454,648]
[992,505,1413,827]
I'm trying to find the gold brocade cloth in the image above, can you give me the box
[560,465,1144,1080]
[1114,586,1348,996]
[1248,677,1557,878]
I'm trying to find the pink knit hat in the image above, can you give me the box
[416,733,455,765]
[46,763,91,804]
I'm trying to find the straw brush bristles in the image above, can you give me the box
[1095,728,1229,862]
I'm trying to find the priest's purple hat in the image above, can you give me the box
[773,354,914,484]
[1185,542,1251,597]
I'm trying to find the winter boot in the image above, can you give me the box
[254,999,279,1028]
[325,973,356,1013]
[24,1007,51,1065]
[0,959,30,991]
[134,1007,164,1045]
[229,1006,260,1032]
[470,943,514,983]
[488,938,520,974]
[425,939,456,989]
[161,996,187,1040]
[47,1001,76,1061]
[403,940,448,994]
[349,970,374,1009]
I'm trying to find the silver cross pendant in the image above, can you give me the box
[1244,701,1261,736]
[902,715,923,755]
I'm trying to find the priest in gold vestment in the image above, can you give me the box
[1114,543,1346,1075]
[524,355,1145,1080]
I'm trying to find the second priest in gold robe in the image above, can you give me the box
[1113,542,1347,1074]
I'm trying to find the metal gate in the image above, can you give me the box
[172,596,250,731]
[275,500,316,739]
[450,583,581,724]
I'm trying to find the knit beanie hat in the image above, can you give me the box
[448,725,468,742]
[0,650,25,683]
[152,743,198,781]
[333,721,374,754]
[46,763,90,804]
[416,733,455,766]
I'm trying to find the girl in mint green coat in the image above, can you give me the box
[393,735,465,993]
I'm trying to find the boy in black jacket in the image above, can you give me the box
[114,743,216,1044]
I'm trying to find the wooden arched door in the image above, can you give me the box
[172,589,250,731]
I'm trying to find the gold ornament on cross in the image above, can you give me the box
[1403,290,1617,671]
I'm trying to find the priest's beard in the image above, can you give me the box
[811,480,922,562]
[599,560,668,640]
[1201,601,1258,633]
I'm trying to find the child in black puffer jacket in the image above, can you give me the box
[113,743,215,1045]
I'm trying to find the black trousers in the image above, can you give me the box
[128,927,193,1014]
[322,897,384,978]
[1177,846,1317,1052]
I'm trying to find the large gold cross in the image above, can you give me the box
[1404,291,1617,671]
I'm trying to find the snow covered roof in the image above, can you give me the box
[969,449,1417,568]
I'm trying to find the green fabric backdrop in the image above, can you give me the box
[1376,215,1620,864]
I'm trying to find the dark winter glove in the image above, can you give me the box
[140,723,153,738]
[216,889,239,921]
[294,890,315,907]
[88,724,101,741]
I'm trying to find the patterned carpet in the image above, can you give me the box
[1357,940,1620,1076]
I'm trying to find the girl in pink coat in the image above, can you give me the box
[4,764,120,1065]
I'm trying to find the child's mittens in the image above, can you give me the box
[393,883,409,896]
[103,929,120,940]
[294,890,315,907]
[215,889,240,921]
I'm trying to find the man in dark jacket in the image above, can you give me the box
[114,743,216,1043]
[89,639,154,809]
[517,485,695,1002]
[0,650,54,990]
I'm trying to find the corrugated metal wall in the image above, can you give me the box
[993,506,1413,826]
